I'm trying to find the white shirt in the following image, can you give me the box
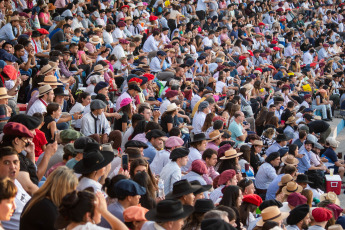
[216,81,226,93]
[81,112,111,136]
[69,102,85,128]
[112,28,126,42]
[303,51,313,65]
[196,0,207,11]
[77,177,104,195]
[103,31,113,45]
[192,111,206,134]
[143,35,159,52]
[27,99,47,116]
[160,161,182,195]
[121,126,134,149]
[111,44,126,70]
[181,147,201,172]
[202,37,213,47]
[150,149,171,176]
[159,99,171,117]
[71,18,84,31]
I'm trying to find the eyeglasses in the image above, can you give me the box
[20,139,30,148]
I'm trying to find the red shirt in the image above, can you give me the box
[33,129,48,158]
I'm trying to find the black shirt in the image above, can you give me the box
[41,115,55,144]
[160,114,175,133]
[281,108,292,122]
[114,112,129,131]
[307,120,330,134]
[19,152,39,185]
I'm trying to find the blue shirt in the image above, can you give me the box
[143,142,157,164]
[266,142,283,156]
[0,23,16,41]
[255,162,277,189]
[99,201,124,228]
[298,148,312,173]
[322,147,338,163]
[228,121,244,146]
[149,57,162,73]
[273,71,284,80]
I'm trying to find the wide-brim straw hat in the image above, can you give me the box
[252,140,263,146]
[38,75,63,86]
[0,87,13,100]
[90,36,103,44]
[256,206,289,226]
[40,64,55,75]
[220,149,243,160]
[320,192,340,206]
[282,181,303,195]
[166,103,178,112]
[285,116,297,125]
[38,85,53,97]
[281,155,299,166]
[278,174,294,186]
[93,64,107,72]
[209,130,223,141]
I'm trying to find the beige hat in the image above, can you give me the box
[326,137,340,148]
[278,174,294,186]
[256,206,289,227]
[208,77,216,84]
[48,61,59,70]
[320,192,340,206]
[166,103,178,112]
[38,85,53,97]
[40,64,55,75]
[89,35,103,44]
[209,130,223,141]
[282,181,303,195]
[10,16,19,22]
[19,16,26,21]
[252,140,263,146]
[220,149,243,160]
[93,64,106,72]
[328,225,342,230]
[281,155,299,166]
[124,16,132,21]
[38,75,63,86]
[137,2,144,7]
[285,116,297,125]
[0,87,13,100]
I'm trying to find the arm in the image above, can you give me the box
[17,171,39,195]
[36,142,58,181]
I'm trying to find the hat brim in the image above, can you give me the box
[73,151,114,174]
[38,88,53,97]
[220,152,243,160]
[209,133,223,141]
[281,157,299,166]
[165,185,202,199]
[256,212,290,226]
[55,92,69,97]
[166,106,178,112]
[0,95,14,99]
[295,179,313,184]
[38,82,63,86]
[282,184,303,195]
[145,205,194,222]
[193,184,212,195]
[319,194,340,206]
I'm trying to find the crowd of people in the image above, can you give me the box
[0,0,345,229]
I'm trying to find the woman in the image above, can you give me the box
[20,167,77,230]
[133,171,156,210]
[40,103,61,144]
[218,149,242,174]
[201,113,215,138]
[301,189,313,207]
[96,48,111,63]
[182,199,214,230]
[240,194,262,229]
[238,178,255,195]
[312,89,333,121]
[185,134,208,172]
[75,142,114,194]
[69,92,91,131]
[219,185,243,230]
[260,128,275,155]
[114,98,133,132]
[237,59,250,77]
[239,145,254,177]
[38,4,53,30]
[250,140,264,174]
[160,103,178,133]
[77,42,95,68]
[57,190,128,230]
[0,177,17,229]
[255,107,268,136]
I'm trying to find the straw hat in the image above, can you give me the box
[220,149,242,160]
[252,140,263,146]
[282,181,303,195]
[281,155,299,166]
[166,103,178,112]
[93,64,106,72]
[10,16,19,22]
[320,192,340,206]
[209,130,223,141]
[38,75,63,86]
[208,77,216,84]
[89,36,103,44]
[285,116,297,125]
[256,206,289,226]
[278,174,294,186]
[48,61,59,70]
[40,64,55,75]
[328,225,342,230]
[0,87,13,100]
[38,85,53,97]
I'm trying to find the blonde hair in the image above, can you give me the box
[22,166,77,217]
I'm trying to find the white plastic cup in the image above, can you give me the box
[330,168,334,176]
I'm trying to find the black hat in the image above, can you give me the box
[145,200,194,222]
[54,87,69,96]
[259,199,283,211]
[194,199,214,213]
[74,137,97,153]
[8,114,41,130]
[304,114,314,121]
[190,180,212,195]
[125,140,148,149]
[73,142,114,174]
[128,83,141,92]
[274,133,289,142]
[145,129,166,141]
[287,204,309,225]
[170,147,189,160]
[166,179,201,199]
[295,174,313,184]
[201,219,235,230]
[190,133,209,143]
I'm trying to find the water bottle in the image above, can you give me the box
[157,178,164,198]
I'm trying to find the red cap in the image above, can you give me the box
[218,169,236,186]
[191,159,208,174]
[323,43,330,47]
[128,77,143,84]
[243,194,263,207]
[255,68,263,73]
[37,28,49,34]
[287,192,307,207]
[239,55,247,61]
[149,15,158,21]
[268,65,276,70]
[276,7,284,12]
[312,208,333,222]
[217,144,232,158]
[120,5,129,9]
[248,50,254,56]
[212,116,226,123]
[271,40,278,44]
[3,122,34,138]
[165,90,179,98]
[310,62,317,67]
[273,47,280,51]
[143,73,155,81]
[258,22,265,26]
[3,65,17,80]
[119,39,130,44]
[304,94,312,99]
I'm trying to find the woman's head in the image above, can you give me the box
[219,185,242,208]
[46,102,61,119]
[103,174,128,198]
[288,144,298,156]
[77,92,91,105]
[130,158,149,179]
[0,177,17,221]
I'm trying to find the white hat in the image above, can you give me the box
[326,137,340,148]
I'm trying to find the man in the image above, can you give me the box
[196,0,216,27]
[304,114,331,143]
[210,169,237,203]
[286,204,310,230]
[228,111,249,147]
[293,130,307,148]
[160,147,190,195]
[298,140,326,174]
[142,199,193,230]
[112,21,127,42]
[150,136,184,176]
[50,24,72,48]
[166,180,200,206]
[144,129,166,163]
[318,44,330,61]
[112,38,129,70]
[100,179,146,228]
[202,148,219,185]
[159,90,178,116]
[266,134,288,156]
[280,192,308,213]
[192,101,209,134]
[143,30,162,53]
[121,114,145,149]
[149,50,174,81]
[138,103,159,123]
[115,83,141,112]
[0,16,19,42]
[0,146,31,230]
[309,208,333,230]
[322,137,345,179]
[266,165,296,200]
[27,85,54,116]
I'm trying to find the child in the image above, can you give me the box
[32,112,48,159]
[71,28,82,44]
[40,103,62,144]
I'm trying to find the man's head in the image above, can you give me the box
[63,23,72,33]
[218,169,237,186]
[234,111,245,123]
[287,204,310,229]
[14,44,25,57]
[138,104,152,122]
[127,84,141,98]
[0,146,19,180]
[265,152,280,167]
[113,179,146,206]
[146,129,166,150]
[202,148,218,167]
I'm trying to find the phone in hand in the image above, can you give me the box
[121,154,129,171]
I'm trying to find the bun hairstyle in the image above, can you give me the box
[59,191,95,223]
[102,174,128,198]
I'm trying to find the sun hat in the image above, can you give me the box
[123,206,149,222]
[166,103,178,112]
[38,84,53,97]
[73,142,114,174]
[93,64,106,72]
[89,36,103,44]
[40,64,55,75]
[209,130,223,141]
[165,136,184,148]
[165,179,201,199]
[0,87,13,100]
[285,116,297,125]
[282,181,303,195]
[256,206,289,226]
[145,200,194,222]
[320,192,340,206]
[278,174,294,186]
[120,98,132,108]
[281,155,299,166]
[252,140,263,146]
[220,149,242,160]
[10,16,19,22]
[326,137,340,148]
[3,122,34,138]
[38,75,63,85]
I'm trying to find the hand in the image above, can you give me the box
[24,139,35,155]
[102,134,109,144]
[45,141,58,157]
[113,112,121,119]
[73,113,82,120]
[153,110,161,118]
[15,77,22,87]
[118,167,130,177]
[95,191,107,215]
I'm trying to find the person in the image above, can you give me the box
[238,178,255,196]
[183,199,215,230]
[123,206,149,230]
[255,206,289,228]
[298,140,326,174]
[309,207,333,230]
[183,133,208,172]
[20,167,77,230]
[266,165,297,200]
[27,84,55,116]
[142,199,194,230]
[266,133,289,156]
[182,159,209,186]
[202,148,219,185]
[228,111,249,147]
[322,137,345,179]
[210,169,237,203]
[255,152,280,198]
[160,147,190,195]
[99,179,146,228]
[239,194,263,229]
[166,179,200,206]
[192,101,210,134]
[56,190,128,230]
[143,129,166,163]
[219,185,243,228]
[40,103,61,143]
[0,177,17,229]
[303,114,331,143]
[286,204,310,230]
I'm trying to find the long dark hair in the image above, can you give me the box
[129,120,147,140]
[119,103,133,119]
[133,171,156,210]
[239,202,258,227]
[217,158,238,174]
[219,185,240,208]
